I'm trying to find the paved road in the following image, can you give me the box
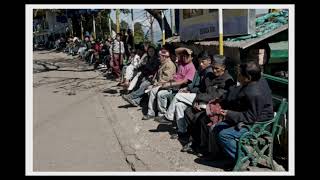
[33,81,131,171]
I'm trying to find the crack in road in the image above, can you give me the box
[96,90,149,172]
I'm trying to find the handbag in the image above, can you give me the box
[205,99,224,127]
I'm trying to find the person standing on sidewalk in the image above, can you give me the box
[110,33,125,80]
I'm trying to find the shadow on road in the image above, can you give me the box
[194,157,234,171]
[149,123,175,134]
[103,89,118,94]
[118,104,136,108]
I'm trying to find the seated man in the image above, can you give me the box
[123,48,176,107]
[154,51,214,141]
[142,47,196,120]
[181,55,234,154]
[208,61,274,166]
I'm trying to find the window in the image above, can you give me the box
[183,9,204,19]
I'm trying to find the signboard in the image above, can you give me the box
[179,9,256,41]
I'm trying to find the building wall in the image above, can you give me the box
[45,11,68,34]
[179,9,256,41]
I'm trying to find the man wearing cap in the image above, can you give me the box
[142,47,196,120]
[181,54,235,156]
[123,48,176,107]
[153,51,214,141]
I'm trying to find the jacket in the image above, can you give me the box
[222,77,274,125]
[194,70,234,104]
[187,66,214,93]
[153,59,177,83]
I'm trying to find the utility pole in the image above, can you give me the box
[92,14,96,39]
[148,13,154,44]
[99,13,103,38]
[171,9,176,35]
[108,14,112,36]
[171,9,177,34]
[161,10,165,46]
[116,9,120,33]
[65,9,68,37]
[219,8,224,55]
[80,14,84,40]
[131,9,134,37]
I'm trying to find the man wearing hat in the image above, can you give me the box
[142,47,196,120]
[123,47,176,107]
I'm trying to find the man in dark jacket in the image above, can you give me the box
[199,61,274,166]
[182,54,234,153]
[214,61,273,162]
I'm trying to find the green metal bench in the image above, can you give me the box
[233,97,288,171]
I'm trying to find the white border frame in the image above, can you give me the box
[26,4,294,176]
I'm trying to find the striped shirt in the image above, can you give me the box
[110,40,125,54]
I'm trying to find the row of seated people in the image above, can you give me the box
[120,46,274,168]
[64,34,130,72]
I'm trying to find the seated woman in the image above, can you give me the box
[118,48,140,86]
[121,46,160,106]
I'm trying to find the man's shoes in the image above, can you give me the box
[122,94,138,106]
[127,98,138,107]
[193,146,210,158]
[154,116,172,124]
[122,94,132,102]
[170,133,179,139]
[170,132,189,142]
[142,115,155,120]
[181,141,193,152]
[122,94,128,101]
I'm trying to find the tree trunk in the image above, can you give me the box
[71,16,81,38]
[145,9,173,40]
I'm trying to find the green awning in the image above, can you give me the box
[269,41,288,63]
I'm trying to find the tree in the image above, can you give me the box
[120,9,130,14]
[120,20,129,30]
[145,9,173,39]
[43,9,130,40]
[96,10,113,38]
[134,22,145,44]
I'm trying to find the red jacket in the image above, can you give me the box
[94,43,102,53]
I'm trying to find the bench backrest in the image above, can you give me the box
[271,97,288,138]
